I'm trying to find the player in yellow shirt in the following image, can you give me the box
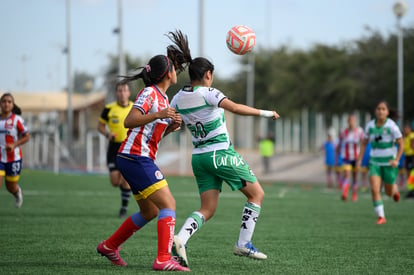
[98,82,133,217]
[403,123,414,198]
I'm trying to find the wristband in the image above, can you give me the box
[259,110,274,117]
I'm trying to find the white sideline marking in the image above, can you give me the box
[0,190,287,199]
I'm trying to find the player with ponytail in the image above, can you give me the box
[0,92,29,209]
[356,100,403,225]
[97,54,189,272]
[166,30,279,267]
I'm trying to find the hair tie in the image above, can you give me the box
[145,64,151,72]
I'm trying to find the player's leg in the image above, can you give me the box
[369,165,386,224]
[326,166,333,188]
[149,186,190,271]
[0,164,5,190]
[382,166,400,202]
[213,146,267,260]
[173,153,219,267]
[97,198,156,266]
[107,143,131,218]
[4,161,23,208]
[118,172,131,218]
[351,164,359,202]
[360,167,368,192]
[5,179,22,208]
[98,155,153,267]
[335,166,343,190]
[176,189,218,244]
[233,179,267,260]
[341,164,352,201]
[173,189,218,267]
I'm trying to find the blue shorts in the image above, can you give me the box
[0,160,23,182]
[117,153,167,201]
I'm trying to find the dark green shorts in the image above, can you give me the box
[191,146,257,194]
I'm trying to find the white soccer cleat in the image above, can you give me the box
[172,236,189,267]
[15,187,23,208]
[233,241,267,260]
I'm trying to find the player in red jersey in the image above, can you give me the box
[337,114,364,201]
[96,54,189,272]
[0,93,29,208]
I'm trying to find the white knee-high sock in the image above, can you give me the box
[238,202,261,247]
[374,200,385,218]
[176,211,205,245]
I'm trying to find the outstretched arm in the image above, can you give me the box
[218,98,279,120]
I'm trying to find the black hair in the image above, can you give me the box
[166,30,215,82]
[120,55,173,87]
[1,93,22,115]
[115,81,129,91]
[376,100,399,121]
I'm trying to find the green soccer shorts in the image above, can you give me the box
[369,164,398,184]
[191,146,257,194]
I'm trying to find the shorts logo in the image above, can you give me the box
[155,170,163,180]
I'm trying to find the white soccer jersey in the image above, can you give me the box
[170,86,230,154]
[363,118,402,166]
[339,126,364,161]
[0,113,29,162]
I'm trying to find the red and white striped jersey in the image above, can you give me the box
[119,85,171,160]
[339,126,364,161]
[0,113,29,162]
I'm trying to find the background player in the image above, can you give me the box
[0,93,30,208]
[403,123,414,197]
[337,114,364,201]
[98,83,133,218]
[321,131,336,188]
[357,101,403,224]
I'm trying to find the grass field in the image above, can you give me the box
[0,169,413,274]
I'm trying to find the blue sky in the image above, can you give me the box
[1,0,413,92]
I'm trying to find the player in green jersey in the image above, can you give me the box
[166,30,279,267]
[357,100,403,224]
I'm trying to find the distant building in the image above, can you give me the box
[12,91,106,142]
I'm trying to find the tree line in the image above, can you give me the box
[75,26,414,123]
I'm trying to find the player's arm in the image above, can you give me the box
[390,137,404,168]
[218,98,279,120]
[410,135,414,149]
[124,107,177,129]
[6,132,30,152]
[98,107,115,140]
[356,138,368,168]
[163,113,182,137]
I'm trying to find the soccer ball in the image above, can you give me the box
[226,25,256,55]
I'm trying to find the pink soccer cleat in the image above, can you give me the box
[152,256,190,272]
[97,240,127,266]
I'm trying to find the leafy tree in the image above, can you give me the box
[73,71,95,94]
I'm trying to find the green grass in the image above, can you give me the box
[1,170,413,274]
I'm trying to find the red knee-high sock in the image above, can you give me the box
[106,216,140,249]
[157,216,175,262]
